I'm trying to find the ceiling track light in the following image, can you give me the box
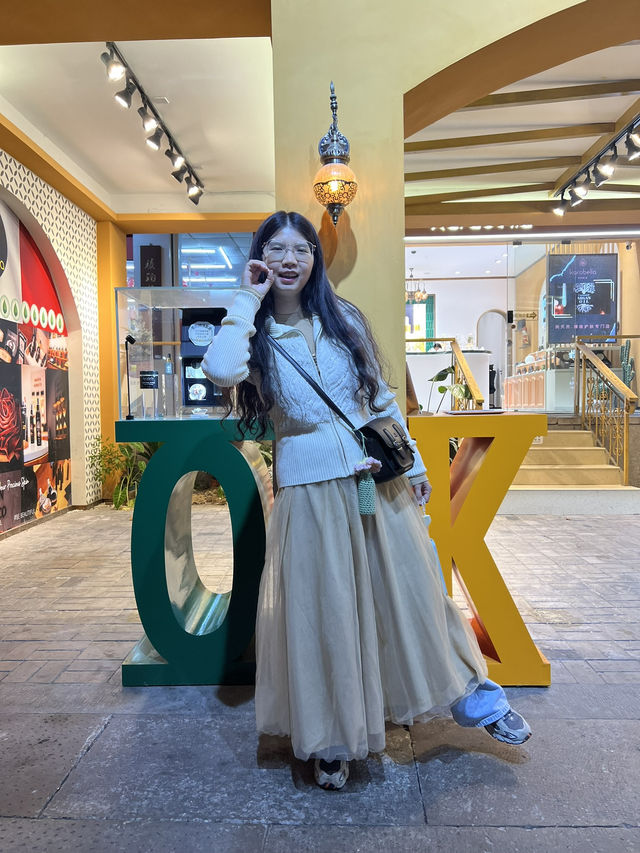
[100,47,125,81]
[574,173,590,198]
[625,132,640,161]
[593,148,618,183]
[551,114,640,215]
[171,164,189,183]
[567,185,583,207]
[553,195,568,216]
[114,77,136,109]
[165,147,185,170]
[138,104,158,133]
[145,126,164,151]
[100,41,205,203]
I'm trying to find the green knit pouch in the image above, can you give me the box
[358,471,376,515]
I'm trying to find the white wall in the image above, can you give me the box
[427,278,509,346]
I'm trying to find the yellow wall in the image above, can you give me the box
[270,0,582,406]
[97,222,127,443]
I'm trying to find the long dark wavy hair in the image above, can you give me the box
[227,210,387,437]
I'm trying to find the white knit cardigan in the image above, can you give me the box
[201,287,427,488]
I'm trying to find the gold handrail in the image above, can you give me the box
[406,337,484,410]
[450,341,484,410]
[572,335,638,485]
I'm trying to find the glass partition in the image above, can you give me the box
[115,286,239,420]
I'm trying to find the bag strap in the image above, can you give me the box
[266,334,358,432]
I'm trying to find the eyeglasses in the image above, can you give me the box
[263,240,315,262]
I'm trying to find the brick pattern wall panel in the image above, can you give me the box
[0,150,101,503]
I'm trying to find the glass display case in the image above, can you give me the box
[115,286,239,420]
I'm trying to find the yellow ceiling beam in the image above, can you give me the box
[466,80,640,110]
[0,0,271,43]
[405,183,555,204]
[596,183,640,194]
[404,199,640,215]
[552,95,640,195]
[404,124,615,152]
[404,0,640,137]
[405,157,580,182]
[114,213,269,234]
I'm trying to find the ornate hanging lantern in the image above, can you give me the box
[313,82,358,226]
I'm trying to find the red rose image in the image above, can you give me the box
[0,387,22,463]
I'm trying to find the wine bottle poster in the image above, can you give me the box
[0,362,25,472]
[0,202,71,532]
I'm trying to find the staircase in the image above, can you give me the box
[513,430,623,486]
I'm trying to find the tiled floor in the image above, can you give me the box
[0,504,639,852]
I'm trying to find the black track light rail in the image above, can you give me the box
[553,112,640,200]
[105,41,204,195]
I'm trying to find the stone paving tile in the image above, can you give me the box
[0,713,108,818]
[0,819,266,853]
[28,661,71,683]
[411,718,640,827]
[45,716,424,826]
[560,661,605,684]
[264,826,640,853]
[3,660,45,682]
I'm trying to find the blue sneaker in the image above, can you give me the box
[485,710,532,744]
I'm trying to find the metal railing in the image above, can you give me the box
[573,334,638,485]
[407,337,484,410]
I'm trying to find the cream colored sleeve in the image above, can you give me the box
[201,288,263,387]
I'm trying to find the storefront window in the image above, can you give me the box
[405,238,633,414]
[177,233,251,288]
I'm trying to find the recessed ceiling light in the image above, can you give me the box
[455,271,461,275]
[495,259,502,264]
[502,252,508,257]
[470,225,481,231]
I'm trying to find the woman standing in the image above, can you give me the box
[202,211,531,791]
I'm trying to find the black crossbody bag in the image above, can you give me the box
[266,335,414,483]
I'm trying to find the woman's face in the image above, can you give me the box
[262,225,315,299]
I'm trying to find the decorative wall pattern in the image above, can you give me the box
[0,150,100,503]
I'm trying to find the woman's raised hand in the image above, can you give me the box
[243,260,274,298]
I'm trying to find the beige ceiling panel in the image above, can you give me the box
[0,39,275,211]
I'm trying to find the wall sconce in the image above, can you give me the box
[313,82,358,226]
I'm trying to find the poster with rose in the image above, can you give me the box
[0,203,71,532]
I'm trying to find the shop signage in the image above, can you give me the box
[140,244,162,286]
[547,253,618,344]
[0,200,71,533]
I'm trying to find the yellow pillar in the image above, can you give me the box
[270,0,581,408]
[97,221,127,442]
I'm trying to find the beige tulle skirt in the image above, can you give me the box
[255,475,488,762]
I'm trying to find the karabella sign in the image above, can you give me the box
[0,199,71,533]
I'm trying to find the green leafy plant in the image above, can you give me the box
[427,366,472,413]
[88,437,158,509]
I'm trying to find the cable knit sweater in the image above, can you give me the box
[201,287,427,488]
